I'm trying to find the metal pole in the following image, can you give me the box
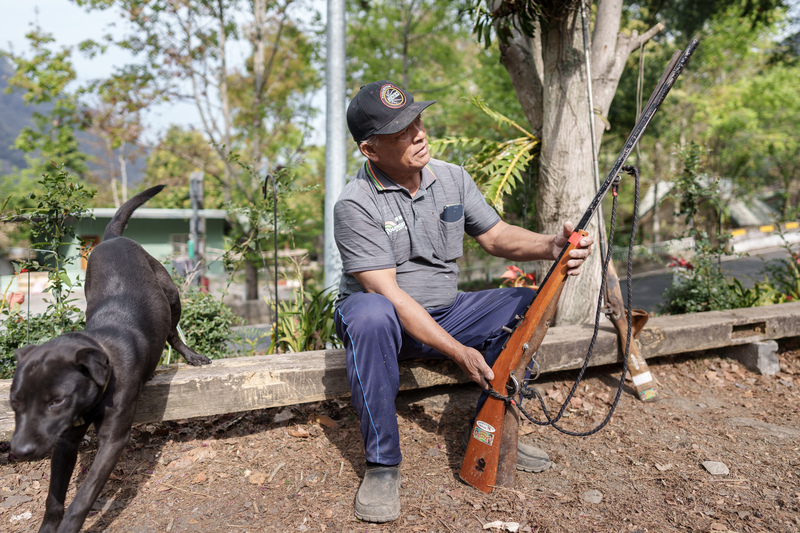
[189,171,204,286]
[324,0,346,292]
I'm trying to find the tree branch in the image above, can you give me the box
[631,22,665,53]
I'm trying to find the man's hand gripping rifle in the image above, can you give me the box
[460,40,699,494]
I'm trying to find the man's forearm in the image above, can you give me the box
[352,268,494,386]
[477,221,557,262]
[388,289,464,359]
[477,221,593,275]
[351,269,464,359]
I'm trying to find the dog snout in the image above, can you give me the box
[10,438,39,460]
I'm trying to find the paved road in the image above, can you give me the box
[620,247,793,313]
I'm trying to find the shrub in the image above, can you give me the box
[177,287,244,360]
[659,257,740,314]
[0,311,86,379]
[659,143,738,314]
[762,234,800,301]
[0,166,92,377]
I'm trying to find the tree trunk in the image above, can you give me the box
[245,260,259,301]
[495,0,663,325]
[536,10,603,325]
[251,0,266,169]
[118,142,128,204]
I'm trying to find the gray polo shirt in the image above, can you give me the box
[334,158,501,309]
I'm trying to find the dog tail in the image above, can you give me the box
[103,185,165,241]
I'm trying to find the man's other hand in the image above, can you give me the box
[453,346,494,390]
[551,221,594,276]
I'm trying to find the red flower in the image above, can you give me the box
[500,265,537,288]
[500,265,523,280]
[667,256,693,270]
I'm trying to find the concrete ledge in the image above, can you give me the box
[725,340,780,375]
[2,301,800,442]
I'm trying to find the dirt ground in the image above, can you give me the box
[1,340,799,533]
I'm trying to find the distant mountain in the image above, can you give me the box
[0,55,145,184]
[0,55,48,173]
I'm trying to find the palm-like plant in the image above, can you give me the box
[431,97,539,215]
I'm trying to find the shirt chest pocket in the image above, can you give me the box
[437,207,464,262]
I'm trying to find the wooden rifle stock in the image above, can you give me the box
[603,260,658,402]
[459,230,588,493]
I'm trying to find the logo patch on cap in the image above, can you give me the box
[380,84,406,109]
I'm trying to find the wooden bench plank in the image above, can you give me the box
[2,301,799,442]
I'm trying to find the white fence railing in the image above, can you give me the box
[611,237,696,263]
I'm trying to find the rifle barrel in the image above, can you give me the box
[536,39,698,294]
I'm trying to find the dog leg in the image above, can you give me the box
[39,427,87,533]
[154,263,211,366]
[151,257,211,366]
[167,329,211,366]
[55,425,131,533]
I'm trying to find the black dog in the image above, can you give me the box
[9,185,211,533]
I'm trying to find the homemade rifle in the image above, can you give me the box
[460,39,699,494]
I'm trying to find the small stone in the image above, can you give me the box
[1,495,32,509]
[581,489,603,504]
[10,510,32,522]
[273,409,295,423]
[702,461,730,476]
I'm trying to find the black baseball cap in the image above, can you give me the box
[346,81,436,143]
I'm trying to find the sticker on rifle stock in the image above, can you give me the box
[473,421,496,446]
[640,388,658,402]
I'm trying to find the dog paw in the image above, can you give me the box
[186,354,212,366]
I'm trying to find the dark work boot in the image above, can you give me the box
[516,441,552,473]
[462,428,552,473]
[354,463,401,523]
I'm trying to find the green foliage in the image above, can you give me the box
[140,126,226,209]
[0,166,93,376]
[762,231,800,301]
[3,165,95,317]
[698,64,800,219]
[672,142,718,227]
[0,311,82,379]
[278,146,325,259]
[431,97,538,215]
[345,0,527,146]
[658,143,799,314]
[659,258,740,314]
[728,277,787,308]
[659,144,737,314]
[178,287,244,360]
[467,0,542,47]
[4,28,90,177]
[267,286,341,354]
[222,156,285,274]
[265,259,341,354]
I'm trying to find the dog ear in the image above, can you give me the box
[75,347,111,388]
[14,345,37,364]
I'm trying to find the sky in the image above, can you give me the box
[0,1,202,141]
[0,0,328,144]
[0,1,125,80]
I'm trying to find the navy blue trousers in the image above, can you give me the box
[334,287,536,465]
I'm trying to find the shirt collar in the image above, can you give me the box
[365,160,438,193]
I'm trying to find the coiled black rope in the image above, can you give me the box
[487,165,641,437]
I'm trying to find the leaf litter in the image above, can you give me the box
[0,341,798,532]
